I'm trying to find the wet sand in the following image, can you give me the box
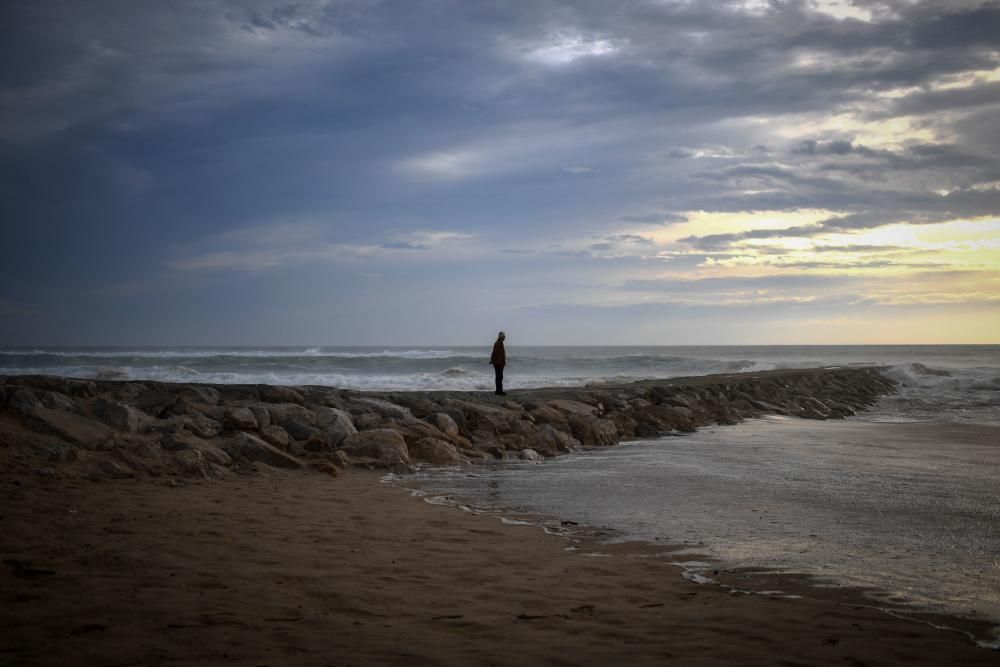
[2,470,997,666]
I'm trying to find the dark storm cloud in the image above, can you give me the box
[2,0,999,343]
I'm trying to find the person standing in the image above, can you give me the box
[490,331,507,395]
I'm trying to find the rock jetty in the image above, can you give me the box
[0,368,895,480]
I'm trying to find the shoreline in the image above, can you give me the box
[391,441,1000,651]
[3,470,998,665]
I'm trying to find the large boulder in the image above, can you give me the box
[350,397,413,420]
[429,412,461,440]
[250,405,270,429]
[173,449,211,479]
[177,384,220,405]
[223,432,303,469]
[224,407,259,431]
[313,407,357,446]
[185,411,222,439]
[259,424,290,450]
[266,403,316,427]
[38,390,80,413]
[161,431,204,451]
[23,406,112,448]
[340,429,410,467]
[134,390,178,418]
[94,399,147,433]
[567,415,618,448]
[409,437,463,465]
[538,424,580,453]
[548,399,599,417]
[259,386,306,404]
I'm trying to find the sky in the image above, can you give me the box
[1,0,998,346]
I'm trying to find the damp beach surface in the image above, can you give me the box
[3,470,1000,667]
[404,417,1000,645]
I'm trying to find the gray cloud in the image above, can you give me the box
[2,0,999,343]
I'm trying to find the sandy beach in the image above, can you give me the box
[3,469,997,666]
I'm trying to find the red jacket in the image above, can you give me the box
[490,340,506,367]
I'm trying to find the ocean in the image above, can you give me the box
[4,345,999,638]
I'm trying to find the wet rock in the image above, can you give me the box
[409,437,463,464]
[340,429,410,467]
[520,448,542,461]
[223,432,303,469]
[567,415,618,448]
[528,406,570,432]
[538,424,580,453]
[224,407,259,431]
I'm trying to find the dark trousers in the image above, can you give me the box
[494,365,504,394]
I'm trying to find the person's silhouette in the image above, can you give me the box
[489,331,506,395]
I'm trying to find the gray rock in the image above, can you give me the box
[266,403,316,427]
[173,450,210,479]
[38,390,79,413]
[250,405,270,429]
[351,397,413,420]
[149,415,188,435]
[429,412,461,440]
[548,399,599,417]
[97,459,135,479]
[313,406,357,446]
[223,432,303,469]
[94,399,147,433]
[185,412,222,439]
[135,390,178,418]
[178,384,221,405]
[161,432,204,451]
[568,415,618,448]
[23,406,112,447]
[259,386,306,404]
[193,444,233,467]
[352,413,382,431]
[409,437,463,464]
[538,424,580,453]
[519,448,542,461]
[8,388,41,414]
[224,407,259,431]
[341,429,410,467]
